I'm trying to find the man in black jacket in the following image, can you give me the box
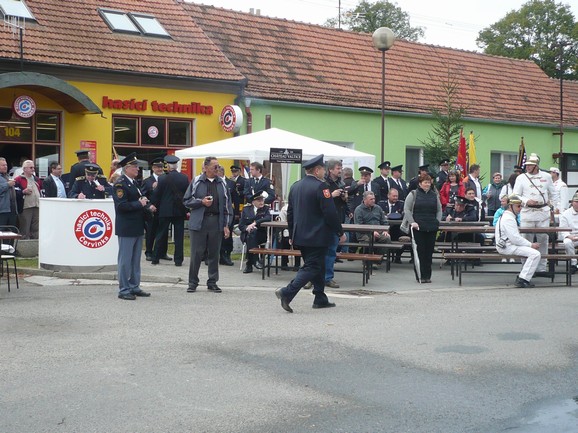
[150,155,189,266]
[239,192,271,273]
[42,162,68,198]
[275,154,344,313]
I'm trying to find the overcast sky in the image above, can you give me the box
[188,0,578,52]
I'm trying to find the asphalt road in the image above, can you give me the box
[2,279,578,433]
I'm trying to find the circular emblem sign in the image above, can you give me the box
[147,125,159,138]
[219,105,243,133]
[13,95,36,118]
[74,209,113,249]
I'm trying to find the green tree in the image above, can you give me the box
[476,0,578,79]
[420,71,465,168]
[324,0,424,41]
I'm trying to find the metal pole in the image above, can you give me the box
[380,50,385,163]
[559,45,564,155]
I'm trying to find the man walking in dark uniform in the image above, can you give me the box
[275,154,344,313]
[113,152,154,300]
[69,149,103,180]
[150,155,189,266]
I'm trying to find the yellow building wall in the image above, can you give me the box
[0,81,236,174]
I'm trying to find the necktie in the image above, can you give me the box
[364,184,368,192]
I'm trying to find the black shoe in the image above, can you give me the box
[187,286,197,293]
[207,284,222,293]
[118,293,136,300]
[151,260,159,265]
[275,288,293,313]
[133,291,151,297]
[222,253,234,266]
[571,265,578,275]
[175,262,182,267]
[515,277,532,288]
[160,255,173,261]
[335,258,343,263]
[243,264,253,274]
[312,302,336,309]
[145,254,153,262]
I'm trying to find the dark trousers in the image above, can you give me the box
[413,230,436,280]
[154,216,185,264]
[281,236,301,267]
[244,229,267,264]
[220,220,235,254]
[0,211,17,227]
[188,214,222,287]
[281,246,328,305]
[145,214,167,257]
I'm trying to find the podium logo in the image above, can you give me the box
[74,209,113,249]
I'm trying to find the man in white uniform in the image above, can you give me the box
[558,192,578,273]
[512,153,558,276]
[495,194,541,288]
[549,167,568,213]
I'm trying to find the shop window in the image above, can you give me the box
[113,115,192,147]
[168,120,190,147]
[114,117,138,145]
[35,144,60,178]
[35,112,60,142]
[0,115,32,142]
[141,117,165,146]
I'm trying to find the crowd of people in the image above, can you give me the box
[2,149,577,304]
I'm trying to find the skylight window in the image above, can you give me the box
[129,13,170,37]
[98,8,171,38]
[99,9,140,34]
[0,0,35,20]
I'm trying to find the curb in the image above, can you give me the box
[18,267,184,285]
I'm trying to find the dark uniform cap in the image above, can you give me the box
[75,149,89,156]
[249,192,265,202]
[358,166,374,175]
[391,165,403,173]
[230,165,241,171]
[84,163,99,175]
[164,155,179,164]
[455,196,467,205]
[440,159,450,166]
[378,161,391,170]
[302,154,324,170]
[151,157,164,167]
[418,164,430,171]
[119,152,139,167]
[387,212,403,220]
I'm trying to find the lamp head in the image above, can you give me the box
[372,27,395,51]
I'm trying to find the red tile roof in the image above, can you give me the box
[0,0,244,82]
[184,3,577,126]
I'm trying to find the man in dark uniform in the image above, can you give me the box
[373,160,391,202]
[69,150,103,180]
[436,159,450,190]
[230,165,246,222]
[151,155,189,267]
[349,166,378,213]
[240,192,271,273]
[408,164,429,192]
[243,161,276,205]
[113,152,154,301]
[141,158,168,261]
[275,154,344,313]
[218,165,236,266]
[379,188,406,262]
[389,164,408,200]
[68,163,112,199]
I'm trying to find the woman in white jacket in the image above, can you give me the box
[495,194,541,288]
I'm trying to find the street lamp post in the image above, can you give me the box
[372,27,395,164]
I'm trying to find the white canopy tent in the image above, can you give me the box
[175,128,376,200]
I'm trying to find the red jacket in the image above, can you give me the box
[440,182,465,211]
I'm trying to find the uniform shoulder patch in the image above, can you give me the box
[116,187,124,198]
[323,188,331,199]
[76,176,85,181]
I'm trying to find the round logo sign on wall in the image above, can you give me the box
[219,105,243,133]
[147,125,159,138]
[74,209,113,249]
[13,95,36,118]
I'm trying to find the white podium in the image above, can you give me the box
[39,198,118,272]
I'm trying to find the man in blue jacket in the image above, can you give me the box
[275,154,344,313]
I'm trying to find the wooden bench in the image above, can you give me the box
[444,252,578,286]
[248,247,382,286]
